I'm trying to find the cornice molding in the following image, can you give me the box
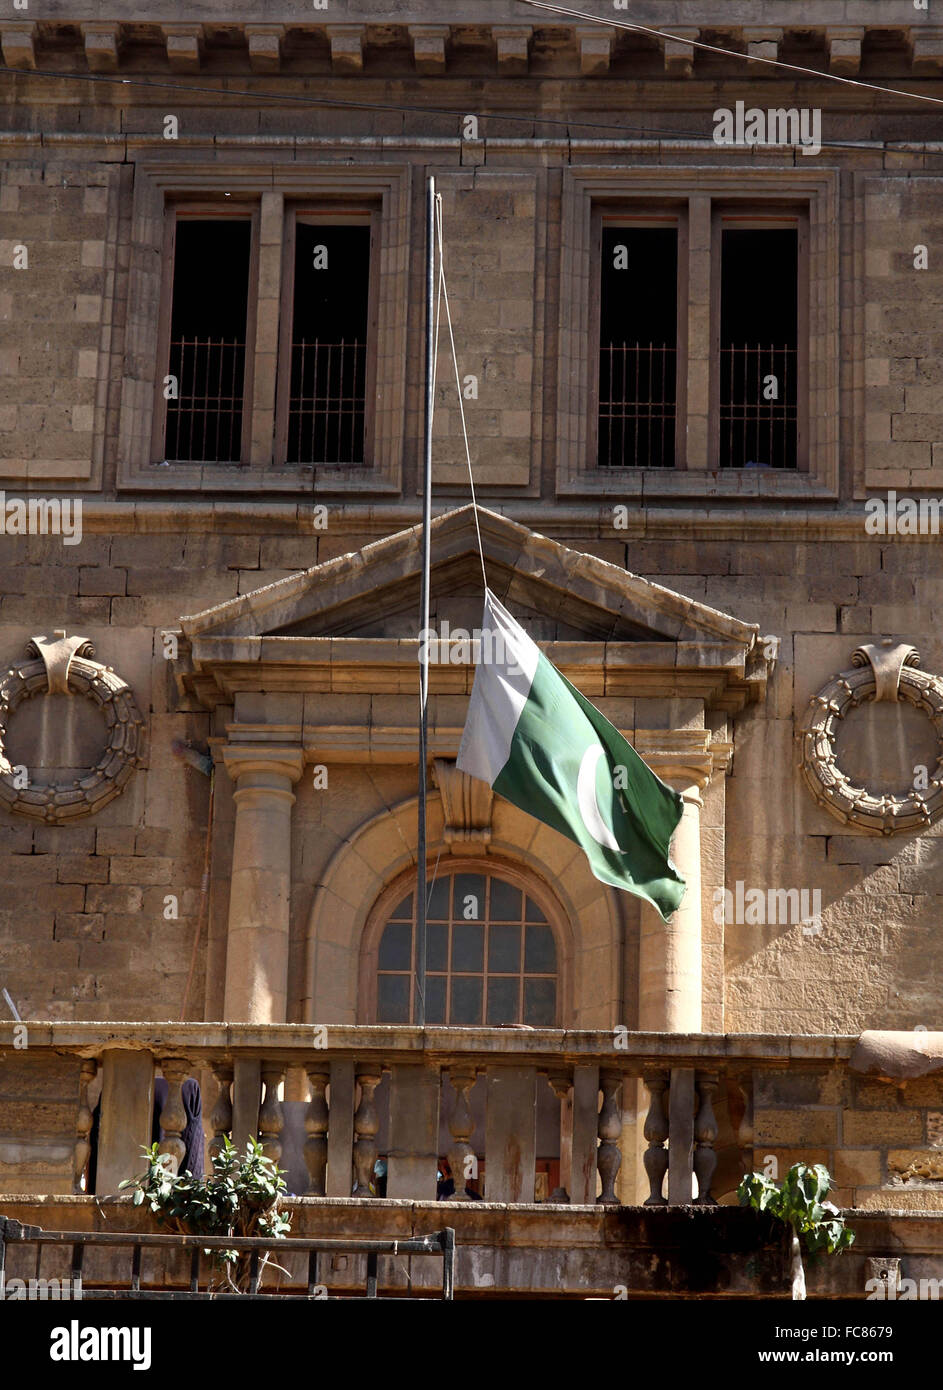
[0,16,936,80]
[12,500,915,543]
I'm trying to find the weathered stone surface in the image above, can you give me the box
[0,17,941,1301]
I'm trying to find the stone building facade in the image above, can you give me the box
[2,0,943,1295]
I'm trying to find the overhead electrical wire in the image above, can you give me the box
[520,0,943,110]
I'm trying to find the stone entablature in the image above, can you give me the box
[0,13,938,78]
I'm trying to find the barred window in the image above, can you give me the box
[596,218,681,469]
[581,195,810,478]
[276,211,377,467]
[156,209,256,465]
[716,218,804,470]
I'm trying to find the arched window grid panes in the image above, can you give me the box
[369,864,562,1028]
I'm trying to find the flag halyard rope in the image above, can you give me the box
[434,194,489,595]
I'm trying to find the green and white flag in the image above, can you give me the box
[456,589,686,922]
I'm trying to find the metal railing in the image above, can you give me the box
[719,342,798,469]
[598,341,676,468]
[0,1217,455,1301]
[165,337,246,464]
[286,337,366,465]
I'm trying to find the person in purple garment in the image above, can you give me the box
[152,1075,204,1178]
[86,1074,204,1191]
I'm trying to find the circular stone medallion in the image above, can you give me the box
[798,645,943,835]
[0,636,146,823]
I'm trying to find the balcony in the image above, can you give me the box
[2,1025,943,1298]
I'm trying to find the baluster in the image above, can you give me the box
[547,1070,571,1203]
[352,1066,382,1196]
[447,1066,478,1200]
[208,1063,233,1163]
[73,1058,97,1193]
[694,1073,719,1205]
[157,1059,189,1175]
[642,1070,669,1206]
[733,1070,754,1175]
[259,1065,285,1164]
[304,1069,329,1196]
[596,1070,622,1206]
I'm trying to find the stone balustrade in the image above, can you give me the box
[0,1024,813,1205]
[4,1025,943,1214]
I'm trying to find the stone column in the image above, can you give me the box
[221,745,304,1024]
[635,732,713,1033]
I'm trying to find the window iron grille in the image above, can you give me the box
[164,336,245,464]
[720,342,797,469]
[287,336,366,465]
[598,340,676,469]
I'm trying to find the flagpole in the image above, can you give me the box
[416,173,435,1029]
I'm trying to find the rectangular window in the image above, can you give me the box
[713,214,807,469]
[155,208,257,464]
[276,210,377,466]
[594,213,684,469]
[558,171,835,495]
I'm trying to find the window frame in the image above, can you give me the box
[709,205,810,473]
[588,204,689,471]
[556,167,840,499]
[274,204,381,469]
[150,199,260,467]
[359,859,569,1027]
[117,161,410,494]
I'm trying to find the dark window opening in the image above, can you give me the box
[720,227,798,469]
[286,222,370,465]
[164,218,251,463]
[597,225,677,468]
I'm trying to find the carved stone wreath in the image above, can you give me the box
[798,641,943,835]
[0,632,146,823]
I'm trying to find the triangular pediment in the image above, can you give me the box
[180,505,756,646]
[176,507,772,712]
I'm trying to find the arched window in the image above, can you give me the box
[368,865,560,1026]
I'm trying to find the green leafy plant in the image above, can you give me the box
[738,1162,854,1300]
[119,1136,291,1293]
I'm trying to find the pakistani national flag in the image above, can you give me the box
[456,589,686,921]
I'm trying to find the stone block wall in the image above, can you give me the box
[431,170,542,489]
[0,164,123,487]
[0,62,940,1036]
[625,532,943,1035]
[752,1063,943,1212]
[862,175,943,492]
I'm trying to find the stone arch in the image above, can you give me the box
[302,792,626,1027]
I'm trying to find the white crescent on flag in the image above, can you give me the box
[576,743,620,851]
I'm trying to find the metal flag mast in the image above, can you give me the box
[416,173,435,1029]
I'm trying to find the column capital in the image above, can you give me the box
[221,744,304,785]
[635,729,713,798]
